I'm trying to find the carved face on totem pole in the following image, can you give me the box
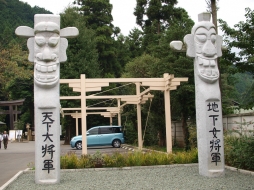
[15,14,78,88]
[184,13,223,83]
[32,19,61,87]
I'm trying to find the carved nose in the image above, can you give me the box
[36,49,57,62]
[202,40,216,57]
[42,47,53,61]
[42,48,51,61]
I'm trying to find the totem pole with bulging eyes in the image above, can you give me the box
[16,14,78,184]
[170,13,225,177]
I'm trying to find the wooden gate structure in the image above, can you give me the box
[0,99,25,130]
[60,73,188,154]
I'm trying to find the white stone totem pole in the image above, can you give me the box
[15,14,78,184]
[170,13,225,177]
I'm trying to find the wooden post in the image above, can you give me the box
[136,82,142,150]
[164,73,172,153]
[81,74,87,155]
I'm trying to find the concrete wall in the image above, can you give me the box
[172,112,254,147]
[223,113,254,137]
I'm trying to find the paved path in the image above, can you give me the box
[0,141,34,187]
[0,141,75,187]
[0,140,129,187]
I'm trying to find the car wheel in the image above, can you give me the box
[75,141,82,150]
[112,139,121,148]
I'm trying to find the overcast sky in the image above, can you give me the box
[20,0,254,36]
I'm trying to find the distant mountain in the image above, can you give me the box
[233,72,254,107]
[0,0,52,44]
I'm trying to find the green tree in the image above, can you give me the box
[219,8,254,74]
[0,0,52,50]
[0,44,33,129]
[129,2,196,148]
[219,8,254,108]
[134,0,179,54]
[60,7,100,79]
[122,54,161,78]
[0,44,33,100]
[134,0,178,33]
[124,28,144,59]
[74,0,122,77]
[0,0,54,130]
[60,7,106,141]
[7,78,34,129]
[122,54,163,145]
[153,8,195,149]
[114,34,132,69]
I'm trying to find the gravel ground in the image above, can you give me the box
[4,164,254,190]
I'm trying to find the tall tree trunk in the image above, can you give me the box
[181,113,190,150]
[157,21,160,35]
[211,0,218,33]
[157,129,165,146]
[210,0,222,95]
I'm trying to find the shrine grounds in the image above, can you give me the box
[3,165,254,190]
[1,141,254,190]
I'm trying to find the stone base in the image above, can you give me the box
[37,179,59,184]
[200,169,225,177]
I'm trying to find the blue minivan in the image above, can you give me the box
[70,125,125,149]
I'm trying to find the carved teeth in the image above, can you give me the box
[41,66,47,72]
[203,59,210,67]
[212,70,217,76]
[48,66,53,72]
[198,57,217,67]
[206,69,212,76]
[210,60,216,67]
[36,74,55,80]
[35,64,57,72]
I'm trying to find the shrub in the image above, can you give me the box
[224,119,254,171]
[188,123,197,149]
[172,149,198,164]
[61,152,79,169]
[224,135,254,171]
[78,154,93,168]
[60,148,198,169]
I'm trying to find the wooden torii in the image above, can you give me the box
[0,99,25,130]
[60,73,188,154]
[61,93,153,136]
[62,109,118,136]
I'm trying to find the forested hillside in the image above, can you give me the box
[0,0,51,132]
[0,0,51,46]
